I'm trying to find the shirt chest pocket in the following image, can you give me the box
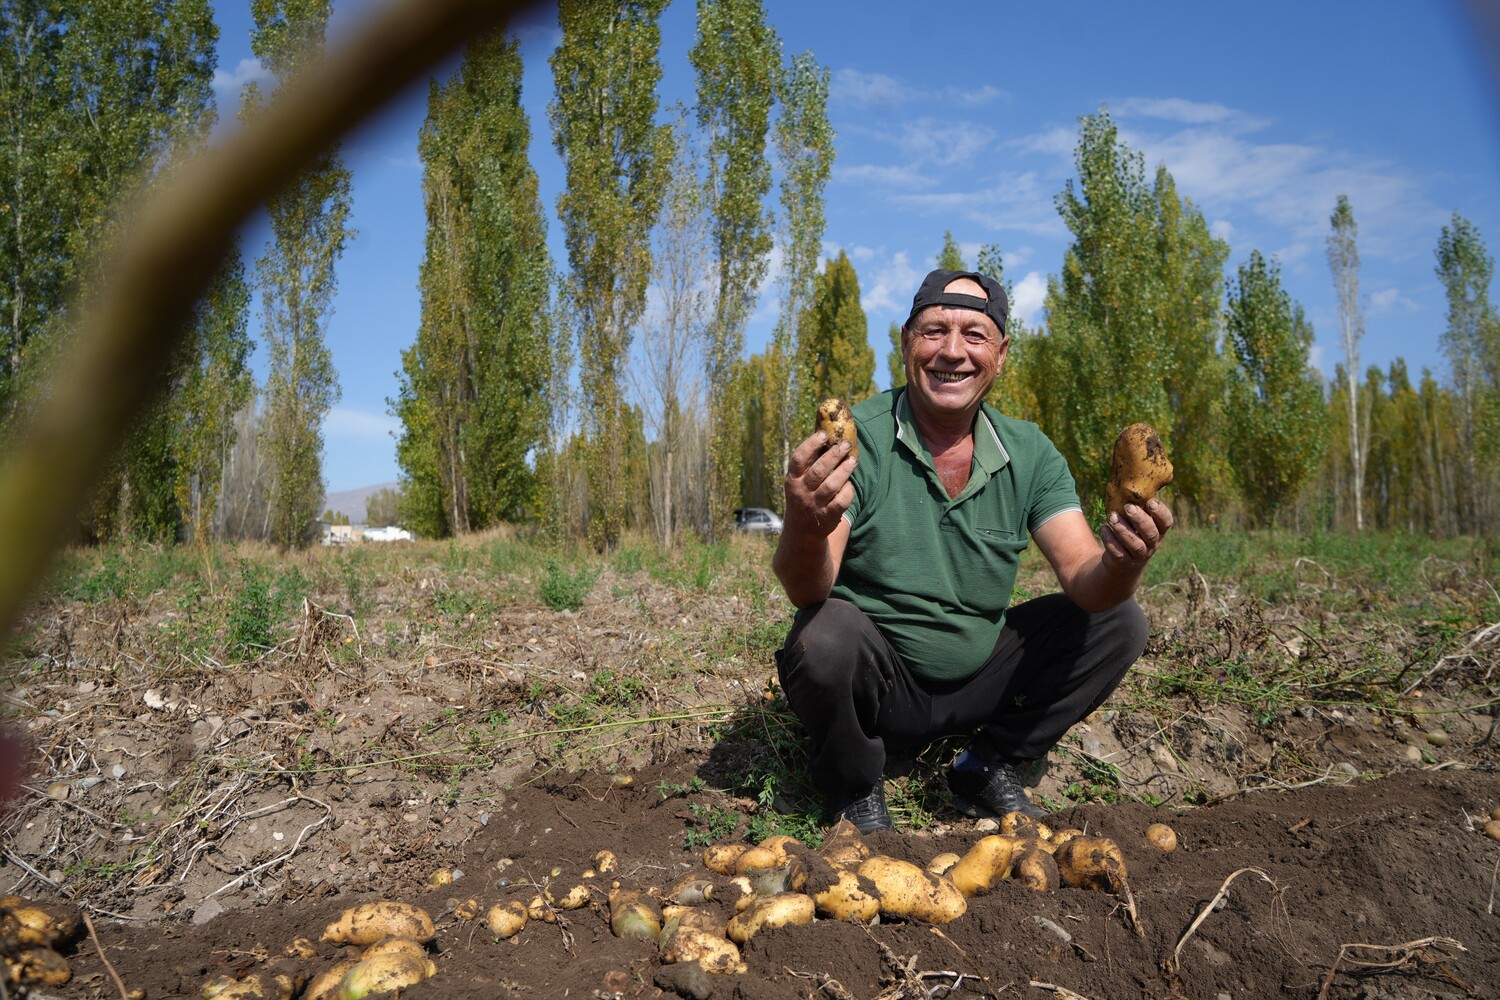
[936,520,1028,605]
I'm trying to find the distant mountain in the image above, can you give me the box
[322,482,400,525]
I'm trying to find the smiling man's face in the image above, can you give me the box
[901,276,1009,430]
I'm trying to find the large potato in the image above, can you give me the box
[1055,836,1129,891]
[337,952,436,1000]
[1106,423,1173,515]
[946,835,1023,898]
[726,893,815,943]
[813,869,880,923]
[608,887,662,941]
[858,856,966,924]
[818,818,871,870]
[658,925,744,974]
[321,902,435,946]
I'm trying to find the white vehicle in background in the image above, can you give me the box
[363,525,414,543]
[732,507,783,534]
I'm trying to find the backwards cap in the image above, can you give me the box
[903,268,1009,335]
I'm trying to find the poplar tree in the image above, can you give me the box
[1327,194,1366,530]
[937,230,966,270]
[0,0,220,539]
[550,0,671,550]
[691,0,777,535]
[976,243,1035,422]
[1224,251,1324,526]
[799,250,874,409]
[765,50,832,499]
[1043,110,1228,517]
[1434,213,1499,531]
[247,0,353,548]
[396,33,551,538]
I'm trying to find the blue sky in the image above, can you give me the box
[207,1,1500,493]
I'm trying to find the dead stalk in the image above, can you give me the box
[1315,936,1466,1000]
[1170,867,1281,971]
[82,910,132,1000]
[1029,981,1092,1000]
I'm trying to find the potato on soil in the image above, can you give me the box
[285,937,319,959]
[453,897,481,921]
[726,892,816,943]
[946,835,1023,898]
[999,812,1054,842]
[1013,845,1059,892]
[593,849,619,874]
[926,852,961,876]
[816,397,858,461]
[660,908,727,940]
[1106,422,1173,515]
[336,952,436,1000]
[659,925,744,974]
[485,901,528,939]
[526,894,558,923]
[201,971,300,1000]
[305,959,362,1000]
[608,888,662,941]
[546,883,591,910]
[1055,836,1129,891]
[813,869,880,923]
[858,856,966,923]
[8,947,72,987]
[321,902,435,946]
[702,843,749,876]
[360,937,426,962]
[665,876,716,906]
[3,901,79,948]
[1145,823,1178,853]
[1483,819,1500,843]
[818,818,872,870]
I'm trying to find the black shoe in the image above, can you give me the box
[831,783,894,833]
[947,755,1049,820]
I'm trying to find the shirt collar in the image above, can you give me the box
[893,388,1012,476]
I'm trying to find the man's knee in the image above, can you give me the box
[1108,597,1149,663]
[779,598,869,689]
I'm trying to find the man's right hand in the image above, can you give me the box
[784,430,856,535]
[773,431,857,608]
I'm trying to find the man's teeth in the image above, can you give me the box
[931,371,967,383]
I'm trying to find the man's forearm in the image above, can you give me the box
[773,521,843,608]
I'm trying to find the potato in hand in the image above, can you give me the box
[816,398,858,462]
[1106,422,1172,515]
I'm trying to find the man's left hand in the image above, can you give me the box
[1101,498,1173,569]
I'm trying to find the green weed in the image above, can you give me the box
[227,563,277,654]
[540,560,598,611]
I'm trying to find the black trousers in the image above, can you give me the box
[774,595,1148,801]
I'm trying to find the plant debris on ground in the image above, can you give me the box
[1,528,1496,999]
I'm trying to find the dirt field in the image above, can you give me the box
[2,533,1497,999]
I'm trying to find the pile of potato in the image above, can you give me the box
[202,901,437,1000]
[200,818,1173,995]
[1,895,78,988]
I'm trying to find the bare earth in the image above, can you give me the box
[3,536,1497,999]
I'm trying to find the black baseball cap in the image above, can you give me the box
[903,268,1009,336]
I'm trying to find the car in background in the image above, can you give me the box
[732,507,784,534]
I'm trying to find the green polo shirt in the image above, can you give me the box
[830,388,1081,682]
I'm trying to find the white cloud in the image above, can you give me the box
[1114,97,1250,127]
[836,163,937,189]
[1011,271,1047,326]
[832,68,915,107]
[1369,287,1418,313]
[858,250,923,322]
[325,407,400,444]
[897,118,997,168]
[213,57,274,98]
[1211,219,1236,242]
[832,69,1008,110]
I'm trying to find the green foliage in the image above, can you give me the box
[760,50,834,515]
[1040,110,1230,518]
[539,559,598,611]
[1225,251,1326,525]
[1434,212,1500,532]
[693,0,779,536]
[364,487,402,528]
[550,0,672,550]
[227,562,278,654]
[248,0,351,549]
[936,230,966,270]
[395,33,551,538]
[798,251,876,424]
